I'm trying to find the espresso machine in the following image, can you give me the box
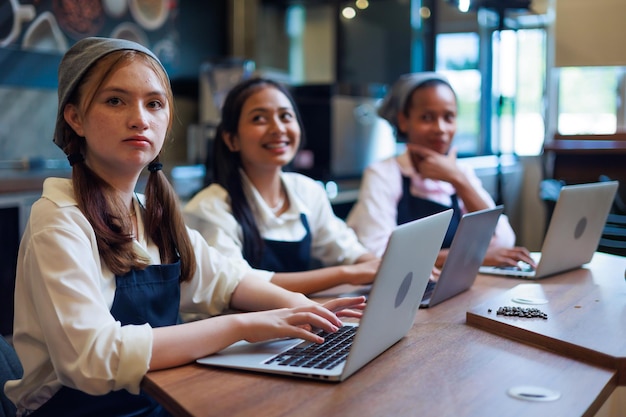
[289,83,396,182]
[188,58,255,182]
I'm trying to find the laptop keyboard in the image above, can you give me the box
[264,325,357,370]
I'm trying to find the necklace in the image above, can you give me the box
[128,202,137,239]
[269,195,285,213]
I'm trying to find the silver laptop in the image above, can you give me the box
[479,181,618,279]
[420,206,504,308]
[196,209,453,381]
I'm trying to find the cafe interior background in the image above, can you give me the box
[1,0,625,334]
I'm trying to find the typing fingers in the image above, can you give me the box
[509,247,536,268]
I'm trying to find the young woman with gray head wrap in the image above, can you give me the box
[5,37,365,416]
[347,72,535,270]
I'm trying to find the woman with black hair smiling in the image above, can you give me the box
[184,77,380,295]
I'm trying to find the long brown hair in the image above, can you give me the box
[62,50,196,281]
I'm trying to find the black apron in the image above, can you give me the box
[397,176,462,249]
[253,213,313,272]
[29,261,181,417]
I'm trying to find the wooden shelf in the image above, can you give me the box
[543,134,626,200]
[544,139,626,154]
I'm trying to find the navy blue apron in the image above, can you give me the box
[397,176,462,248]
[250,213,313,272]
[29,261,181,417]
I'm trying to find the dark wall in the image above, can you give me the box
[337,0,413,85]
[171,2,229,81]
[0,1,228,88]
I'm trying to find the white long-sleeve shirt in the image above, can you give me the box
[5,178,258,415]
[184,171,369,273]
[347,152,516,257]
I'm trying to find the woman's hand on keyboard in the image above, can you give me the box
[430,266,442,281]
[239,296,365,345]
[483,246,536,269]
[321,295,367,319]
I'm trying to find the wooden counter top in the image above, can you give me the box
[0,170,70,194]
[143,253,625,417]
[144,323,615,417]
[467,253,626,384]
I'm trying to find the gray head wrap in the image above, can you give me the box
[377,72,453,130]
[53,37,165,152]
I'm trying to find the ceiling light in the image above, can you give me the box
[458,0,471,12]
[342,6,356,19]
[356,0,369,10]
